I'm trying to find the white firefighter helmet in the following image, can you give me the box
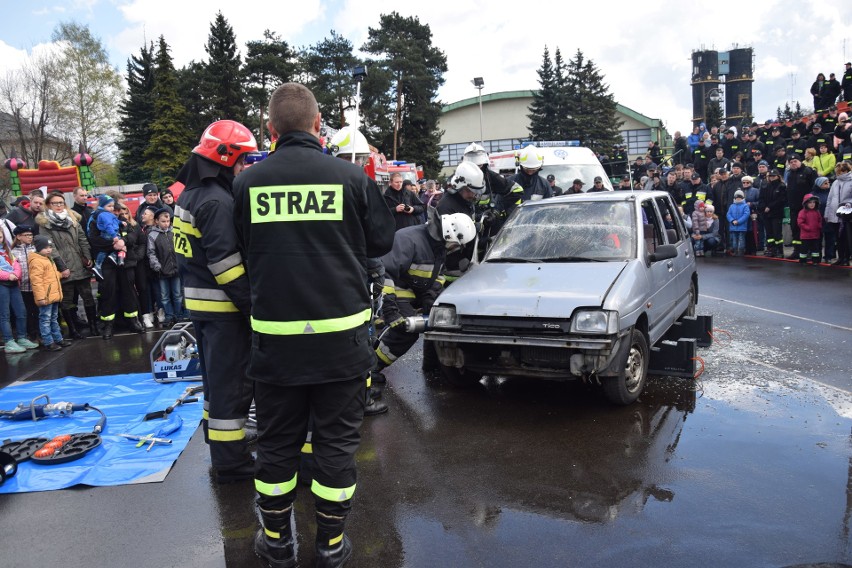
[450,161,485,197]
[330,127,370,158]
[518,145,543,170]
[463,142,489,166]
[441,213,477,246]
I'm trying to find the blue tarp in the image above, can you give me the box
[0,373,203,493]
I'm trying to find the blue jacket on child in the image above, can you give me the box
[727,200,751,232]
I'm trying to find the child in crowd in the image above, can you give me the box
[690,200,712,257]
[811,177,834,262]
[10,225,40,343]
[797,194,823,265]
[0,227,39,354]
[28,235,66,351]
[147,209,183,327]
[89,195,126,280]
[726,190,751,256]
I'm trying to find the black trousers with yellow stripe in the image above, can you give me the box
[194,318,254,470]
[97,264,139,321]
[254,376,365,522]
[375,298,418,368]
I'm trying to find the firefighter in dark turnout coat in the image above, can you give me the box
[233,83,395,568]
[173,120,256,484]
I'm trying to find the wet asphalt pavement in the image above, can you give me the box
[0,256,851,567]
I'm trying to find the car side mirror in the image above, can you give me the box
[649,244,678,262]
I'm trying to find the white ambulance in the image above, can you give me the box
[489,143,613,192]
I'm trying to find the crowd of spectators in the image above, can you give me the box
[1,183,186,355]
[624,98,852,265]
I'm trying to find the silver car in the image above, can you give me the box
[425,190,698,405]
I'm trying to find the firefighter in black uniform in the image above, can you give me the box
[374,209,477,374]
[785,154,817,259]
[436,160,480,282]
[173,120,256,484]
[234,83,395,568]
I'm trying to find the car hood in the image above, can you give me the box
[436,262,629,318]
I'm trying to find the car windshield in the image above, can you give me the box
[485,201,636,262]
[540,165,613,191]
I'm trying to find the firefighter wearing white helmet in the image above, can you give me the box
[373,208,475,377]
[437,161,484,282]
[329,127,370,162]
[510,144,552,203]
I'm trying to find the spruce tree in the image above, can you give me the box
[704,100,723,131]
[303,31,359,130]
[117,42,155,183]
[145,36,193,187]
[176,61,209,138]
[362,12,447,175]
[553,47,569,139]
[562,49,623,156]
[528,46,558,141]
[244,30,296,148]
[203,12,245,124]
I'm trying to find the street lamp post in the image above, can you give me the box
[351,65,368,164]
[472,77,484,144]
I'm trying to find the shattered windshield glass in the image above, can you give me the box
[485,201,636,262]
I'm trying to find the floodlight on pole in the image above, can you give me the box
[472,77,485,144]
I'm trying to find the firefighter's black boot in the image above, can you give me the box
[101,321,113,340]
[315,512,352,568]
[61,309,84,339]
[255,506,296,568]
[85,306,100,337]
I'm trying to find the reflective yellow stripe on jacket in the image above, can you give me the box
[251,308,371,335]
[184,286,239,313]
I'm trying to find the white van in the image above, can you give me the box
[489,146,613,192]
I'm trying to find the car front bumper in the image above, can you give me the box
[424,329,630,380]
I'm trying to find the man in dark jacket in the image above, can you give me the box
[785,154,817,259]
[759,169,787,257]
[7,191,45,235]
[233,83,395,567]
[71,187,93,228]
[843,63,852,104]
[384,173,423,231]
[135,183,172,225]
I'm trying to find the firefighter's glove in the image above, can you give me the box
[387,317,407,330]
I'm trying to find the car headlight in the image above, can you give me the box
[570,310,618,334]
[429,305,459,329]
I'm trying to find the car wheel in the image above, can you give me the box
[683,281,697,318]
[438,363,484,388]
[602,328,649,405]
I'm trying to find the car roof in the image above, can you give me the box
[521,190,670,208]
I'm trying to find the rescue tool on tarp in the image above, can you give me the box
[0,394,107,465]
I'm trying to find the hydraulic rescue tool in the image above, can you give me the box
[0,394,106,465]
[143,385,203,421]
[150,322,202,382]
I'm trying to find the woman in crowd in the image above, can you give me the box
[36,191,96,338]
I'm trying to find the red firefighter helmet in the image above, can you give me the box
[192,120,258,168]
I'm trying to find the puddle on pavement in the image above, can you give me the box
[378,337,852,566]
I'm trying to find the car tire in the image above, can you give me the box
[683,281,697,318]
[438,363,483,388]
[602,328,649,405]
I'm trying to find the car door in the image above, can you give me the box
[654,193,693,289]
[641,197,677,343]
